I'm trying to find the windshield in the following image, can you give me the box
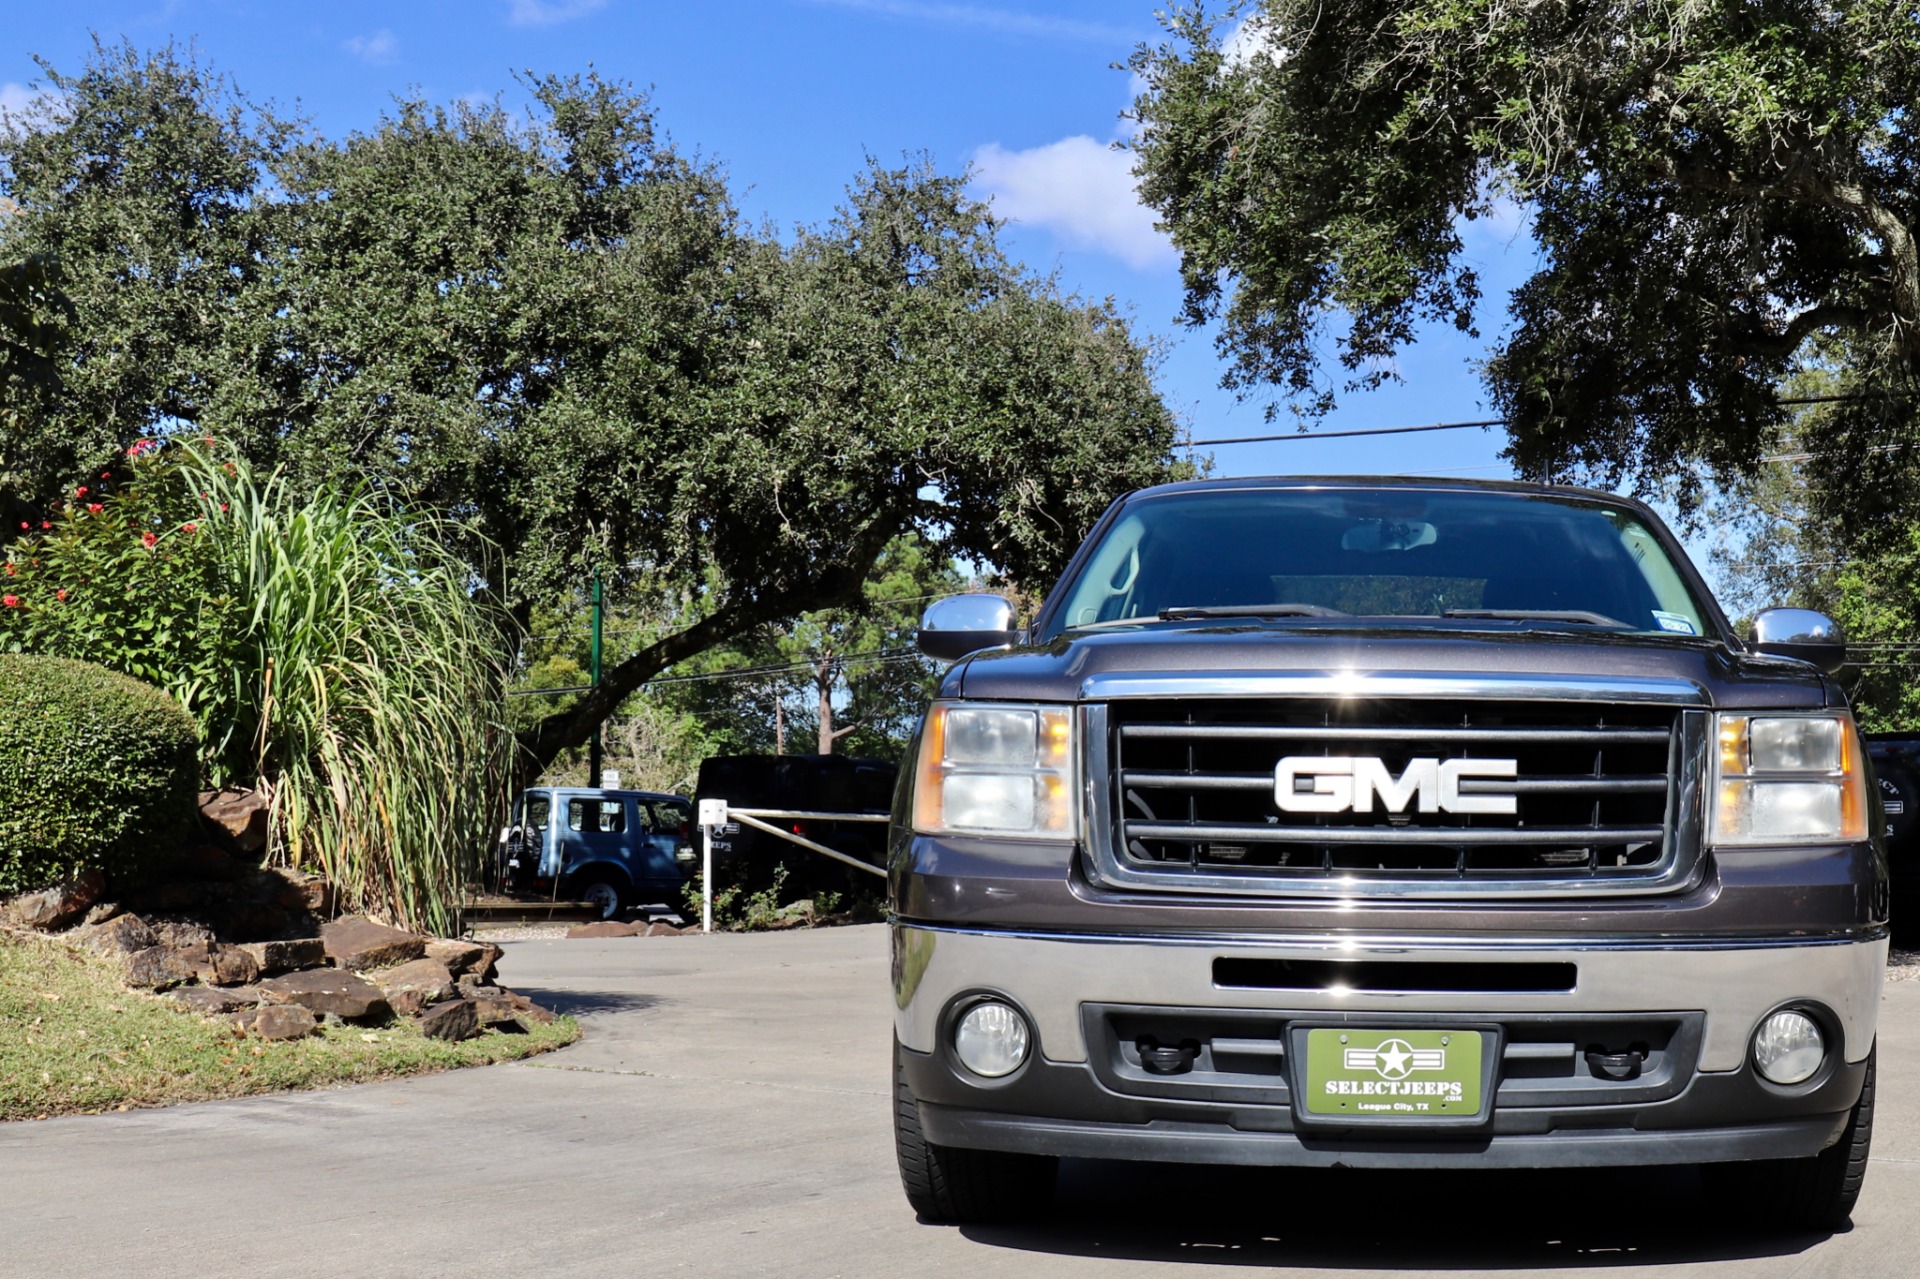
[1043,487,1714,640]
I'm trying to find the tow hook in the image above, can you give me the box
[1584,1045,1648,1081]
[1137,1038,1200,1075]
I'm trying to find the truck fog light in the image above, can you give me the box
[1754,1009,1825,1085]
[954,1001,1030,1078]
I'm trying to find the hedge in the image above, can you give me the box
[0,654,200,895]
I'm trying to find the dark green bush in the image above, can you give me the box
[0,655,199,894]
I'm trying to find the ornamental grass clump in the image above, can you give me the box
[0,440,512,934]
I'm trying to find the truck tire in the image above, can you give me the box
[1706,1045,1875,1233]
[893,1040,1056,1224]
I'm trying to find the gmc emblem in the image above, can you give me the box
[1275,756,1519,816]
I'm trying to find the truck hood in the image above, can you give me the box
[943,622,1837,710]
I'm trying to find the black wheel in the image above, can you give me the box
[576,876,626,921]
[1705,1046,1875,1233]
[893,1039,1056,1224]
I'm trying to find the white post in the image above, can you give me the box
[696,798,727,935]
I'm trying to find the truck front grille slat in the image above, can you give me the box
[1119,724,1670,745]
[1103,697,1700,895]
[1125,823,1666,846]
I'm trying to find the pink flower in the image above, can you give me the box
[181,522,198,534]
[86,503,102,514]
[3,564,13,576]
[141,531,158,548]
[2,595,17,608]
[76,486,87,496]
[55,588,67,602]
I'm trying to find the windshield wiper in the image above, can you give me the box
[1158,603,1351,620]
[1441,609,1627,628]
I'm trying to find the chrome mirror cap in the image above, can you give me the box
[1750,607,1848,674]
[918,593,1019,662]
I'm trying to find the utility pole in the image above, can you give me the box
[589,570,603,788]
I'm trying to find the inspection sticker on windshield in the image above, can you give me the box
[1303,1029,1486,1119]
[1652,611,1697,635]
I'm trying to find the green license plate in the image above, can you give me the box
[1303,1028,1487,1119]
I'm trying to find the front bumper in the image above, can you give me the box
[893,924,1883,1169]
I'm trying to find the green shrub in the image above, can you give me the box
[0,654,199,894]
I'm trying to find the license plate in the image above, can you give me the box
[1302,1028,1488,1120]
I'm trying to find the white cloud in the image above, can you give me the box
[0,82,62,135]
[1221,13,1283,69]
[971,135,1172,270]
[508,0,607,26]
[343,30,398,64]
[808,0,1138,45]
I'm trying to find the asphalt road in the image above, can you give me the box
[2,925,1916,1278]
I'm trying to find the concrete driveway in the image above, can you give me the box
[1,925,1916,1278]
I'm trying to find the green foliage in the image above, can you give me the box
[2,43,1190,776]
[1,441,511,933]
[0,654,197,893]
[1131,2,1920,528]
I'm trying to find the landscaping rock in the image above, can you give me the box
[258,968,390,1021]
[198,787,270,856]
[77,913,157,958]
[169,843,243,882]
[150,921,215,949]
[273,868,334,917]
[82,901,124,926]
[207,944,260,987]
[233,1004,317,1041]
[320,916,423,972]
[124,944,207,991]
[236,938,325,975]
[369,958,456,1019]
[416,998,479,1042]
[503,990,557,1026]
[423,938,484,974]
[455,975,496,1000]
[468,943,501,983]
[5,869,106,930]
[644,921,683,937]
[170,985,262,1015]
[566,921,639,939]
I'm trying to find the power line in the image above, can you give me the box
[1187,392,1920,450]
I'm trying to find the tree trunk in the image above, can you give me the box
[774,697,785,756]
[816,654,835,755]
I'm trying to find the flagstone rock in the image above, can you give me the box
[124,944,207,991]
[236,938,326,975]
[6,869,106,930]
[170,985,262,1015]
[258,968,390,1021]
[416,998,479,1042]
[233,1004,317,1041]
[77,913,157,958]
[198,787,270,856]
[320,916,423,972]
[566,921,639,939]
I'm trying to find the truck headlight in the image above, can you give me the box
[912,702,1077,838]
[1711,713,1867,846]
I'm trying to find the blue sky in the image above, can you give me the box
[4,0,1532,484]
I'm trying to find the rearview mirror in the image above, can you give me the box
[917,594,1020,662]
[1750,608,1848,675]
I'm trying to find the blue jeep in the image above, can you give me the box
[504,787,693,919]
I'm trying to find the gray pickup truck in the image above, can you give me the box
[889,476,1887,1230]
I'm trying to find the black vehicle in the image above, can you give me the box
[890,477,1887,1231]
[694,754,897,892]
[1866,735,1920,892]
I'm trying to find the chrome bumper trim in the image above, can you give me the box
[892,924,1886,1072]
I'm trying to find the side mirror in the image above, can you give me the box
[1750,607,1848,675]
[917,593,1020,662]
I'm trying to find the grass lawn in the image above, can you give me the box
[0,928,579,1121]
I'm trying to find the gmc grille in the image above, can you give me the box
[1099,698,1706,896]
